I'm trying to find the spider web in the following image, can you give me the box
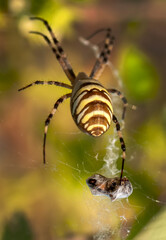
[1,22,165,240]
[50,131,145,239]
[42,72,130,239]
[7,35,164,240]
[43,36,166,240]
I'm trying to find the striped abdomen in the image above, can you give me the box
[71,76,113,137]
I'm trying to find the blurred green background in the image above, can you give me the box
[0,0,166,239]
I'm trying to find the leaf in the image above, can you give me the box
[119,46,159,102]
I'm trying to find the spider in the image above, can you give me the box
[19,17,129,182]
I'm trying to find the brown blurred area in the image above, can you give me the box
[0,0,166,239]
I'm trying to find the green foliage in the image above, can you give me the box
[0,68,19,91]
[2,212,34,240]
[48,133,106,176]
[120,46,159,102]
[132,208,166,240]
[0,0,8,12]
[30,0,48,15]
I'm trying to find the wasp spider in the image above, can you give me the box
[19,17,129,181]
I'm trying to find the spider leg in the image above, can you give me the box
[112,114,126,183]
[90,29,115,80]
[86,28,111,41]
[30,17,76,84]
[107,89,128,120]
[18,80,72,91]
[43,93,71,164]
[80,33,124,91]
[108,89,136,120]
[30,31,75,84]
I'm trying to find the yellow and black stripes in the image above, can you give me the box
[19,19,129,183]
[30,17,76,84]
[43,93,71,164]
[71,81,113,137]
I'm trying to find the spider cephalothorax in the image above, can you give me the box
[19,17,128,182]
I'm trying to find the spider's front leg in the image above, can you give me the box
[30,17,76,84]
[43,93,71,164]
